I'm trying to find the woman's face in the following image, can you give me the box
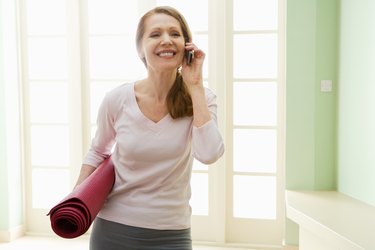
[140,13,186,71]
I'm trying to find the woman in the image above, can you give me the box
[75,6,224,250]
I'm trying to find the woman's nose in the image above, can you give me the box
[161,34,172,45]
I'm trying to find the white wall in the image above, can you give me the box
[0,0,24,241]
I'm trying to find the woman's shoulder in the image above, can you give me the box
[106,82,134,99]
[101,82,134,114]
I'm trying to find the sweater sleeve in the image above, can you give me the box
[82,91,117,167]
[192,88,225,164]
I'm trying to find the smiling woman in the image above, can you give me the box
[17,0,285,247]
[71,5,224,250]
[134,7,197,122]
[136,12,189,67]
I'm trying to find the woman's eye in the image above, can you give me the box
[150,33,160,38]
[171,32,181,37]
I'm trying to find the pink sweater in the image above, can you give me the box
[83,82,224,230]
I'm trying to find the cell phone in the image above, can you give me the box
[185,50,194,65]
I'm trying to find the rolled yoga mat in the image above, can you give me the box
[47,157,115,238]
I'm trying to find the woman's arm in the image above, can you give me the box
[75,90,118,189]
[182,43,211,127]
[189,84,211,127]
[74,164,96,189]
[191,91,225,164]
[182,43,224,164]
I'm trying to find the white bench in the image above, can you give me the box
[286,190,375,250]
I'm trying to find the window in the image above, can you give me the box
[20,0,285,246]
[226,0,285,245]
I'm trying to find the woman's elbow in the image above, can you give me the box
[195,143,225,165]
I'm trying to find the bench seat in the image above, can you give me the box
[286,190,375,250]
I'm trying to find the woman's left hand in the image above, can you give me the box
[181,43,205,87]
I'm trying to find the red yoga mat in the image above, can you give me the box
[47,157,115,238]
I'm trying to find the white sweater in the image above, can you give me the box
[83,82,224,230]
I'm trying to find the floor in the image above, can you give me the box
[0,236,258,250]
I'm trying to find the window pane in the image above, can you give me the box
[192,159,208,171]
[32,169,70,208]
[191,173,209,216]
[233,129,277,173]
[91,125,97,141]
[233,175,276,219]
[29,82,69,123]
[194,34,208,78]
[233,82,277,126]
[90,81,123,123]
[234,0,278,31]
[233,34,277,79]
[31,125,69,166]
[203,80,209,88]
[156,0,208,31]
[89,36,145,80]
[26,0,66,35]
[28,37,68,79]
[88,0,138,35]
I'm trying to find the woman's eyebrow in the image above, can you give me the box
[148,25,181,31]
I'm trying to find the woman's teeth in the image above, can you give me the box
[159,52,174,57]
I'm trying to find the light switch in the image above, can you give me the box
[321,80,332,92]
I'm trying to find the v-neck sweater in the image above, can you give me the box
[83,82,224,230]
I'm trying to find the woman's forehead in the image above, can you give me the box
[144,13,182,31]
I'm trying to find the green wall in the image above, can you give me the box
[286,0,375,245]
[286,0,338,191]
[285,0,338,244]
[337,0,375,206]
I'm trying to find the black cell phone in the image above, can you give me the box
[185,50,194,65]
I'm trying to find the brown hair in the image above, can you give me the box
[136,6,193,119]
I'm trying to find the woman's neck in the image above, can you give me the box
[142,70,177,101]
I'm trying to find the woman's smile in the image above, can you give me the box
[140,13,186,69]
[156,50,176,58]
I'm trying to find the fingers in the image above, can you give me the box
[184,42,195,50]
[185,43,205,58]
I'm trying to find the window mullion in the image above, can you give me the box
[66,0,84,185]
[207,0,231,244]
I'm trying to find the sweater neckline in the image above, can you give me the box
[129,82,173,131]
